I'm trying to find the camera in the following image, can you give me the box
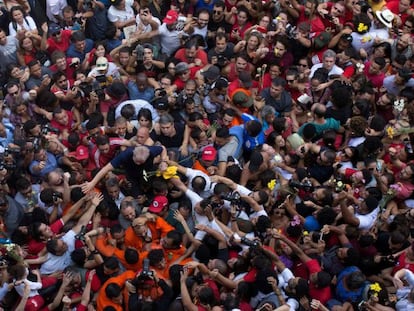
[140,258,153,278]
[324,14,334,21]
[93,84,105,101]
[41,124,59,136]
[155,88,167,97]
[0,161,16,171]
[69,61,80,68]
[52,191,63,202]
[78,81,105,101]
[285,24,297,39]
[289,180,314,192]
[75,225,87,242]
[73,16,86,24]
[221,191,241,205]
[3,147,20,157]
[135,44,144,62]
[241,236,260,248]
[131,258,154,286]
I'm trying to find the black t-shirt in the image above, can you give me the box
[151,123,185,148]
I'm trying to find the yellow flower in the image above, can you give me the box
[155,166,179,179]
[268,179,276,191]
[370,282,382,293]
[358,23,368,33]
[387,126,395,139]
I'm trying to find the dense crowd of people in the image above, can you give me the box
[0,0,413,310]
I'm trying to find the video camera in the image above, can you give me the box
[289,179,314,192]
[221,191,241,206]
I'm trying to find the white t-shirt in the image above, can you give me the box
[115,99,159,121]
[40,230,76,274]
[185,167,213,198]
[8,16,37,37]
[309,63,344,79]
[158,23,182,56]
[135,15,161,33]
[185,188,225,240]
[46,0,68,23]
[356,207,379,230]
[108,0,135,23]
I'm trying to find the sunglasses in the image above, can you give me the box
[9,90,19,96]
[52,30,61,37]
[213,10,223,14]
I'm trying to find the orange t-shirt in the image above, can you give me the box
[124,217,174,251]
[96,270,135,311]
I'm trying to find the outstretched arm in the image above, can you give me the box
[72,193,103,234]
[82,163,114,193]
[272,231,311,263]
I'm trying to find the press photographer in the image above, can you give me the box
[127,258,173,310]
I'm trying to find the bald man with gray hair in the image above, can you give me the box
[82,144,168,196]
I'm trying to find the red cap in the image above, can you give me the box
[201,146,217,162]
[68,145,89,161]
[163,10,178,24]
[148,196,168,213]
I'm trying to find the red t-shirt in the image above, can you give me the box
[28,219,64,256]
[47,30,72,54]
[387,1,409,24]
[49,57,77,85]
[174,48,208,67]
[306,259,332,304]
[363,61,385,89]
[50,110,74,133]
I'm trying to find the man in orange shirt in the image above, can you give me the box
[96,225,143,271]
[124,213,174,252]
[193,146,217,175]
[96,270,135,311]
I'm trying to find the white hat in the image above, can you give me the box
[96,56,108,70]
[375,9,394,28]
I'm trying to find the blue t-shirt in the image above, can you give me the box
[110,146,163,180]
[29,152,58,177]
[66,39,94,62]
[241,114,265,151]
